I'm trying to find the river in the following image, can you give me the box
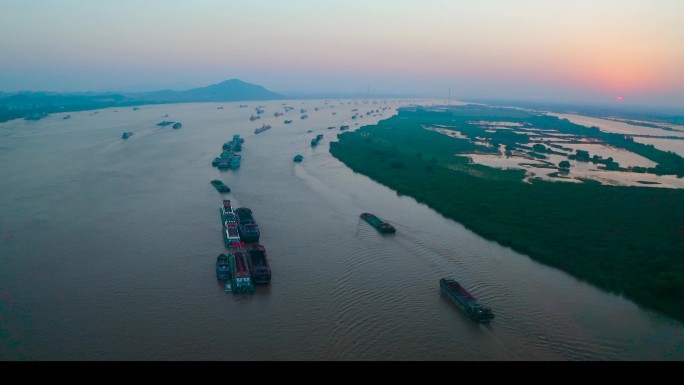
[1,100,682,360]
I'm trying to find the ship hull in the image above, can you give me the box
[360,213,396,233]
[440,278,494,323]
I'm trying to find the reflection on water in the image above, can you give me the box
[0,100,682,360]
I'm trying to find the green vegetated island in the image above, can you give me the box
[330,104,684,322]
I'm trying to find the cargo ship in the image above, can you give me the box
[211,180,230,193]
[223,221,241,247]
[220,200,234,220]
[360,213,396,233]
[230,248,254,294]
[234,207,260,242]
[246,244,271,284]
[439,278,494,323]
[216,253,231,281]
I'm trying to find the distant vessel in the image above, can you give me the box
[210,180,230,193]
[340,125,349,131]
[172,122,182,129]
[250,115,260,121]
[223,137,242,152]
[311,134,324,147]
[246,244,271,284]
[254,124,272,134]
[122,132,134,139]
[216,254,231,281]
[360,212,396,233]
[239,104,248,108]
[301,114,308,119]
[234,207,260,243]
[212,157,221,167]
[293,154,303,162]
[284,120,293,124]
[63,115,71,120]
[157,121,174,126]
[217,106,224,110]
[440,278,494,323]
[274,111,283,117]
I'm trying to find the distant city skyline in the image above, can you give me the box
[1,0,683,108]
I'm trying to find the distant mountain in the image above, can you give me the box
[131,79,284,102]
[0,79,285,123]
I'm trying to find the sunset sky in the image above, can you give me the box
[1,0,683,107]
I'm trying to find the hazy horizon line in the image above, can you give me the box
[1,80,682,114]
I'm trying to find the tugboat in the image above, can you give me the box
[440,278,494,323]
[360,213,396,233]
[216,254,231,281]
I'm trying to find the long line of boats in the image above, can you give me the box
[216,199,271,293]
[206,106,493,322]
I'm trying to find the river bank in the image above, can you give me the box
[330,106,684,323]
